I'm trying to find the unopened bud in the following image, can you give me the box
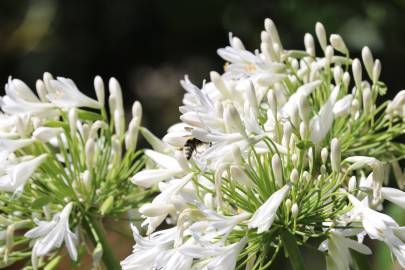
[361,47,374,80]
[315,22,327,51]
[265,18,282,48]
[285,199,292,210]
[372,59,381,83]
[330,34,348,54]
[35,80,48,102]
[282,122,293,147]
[272,154,283,187]
[362,87,372,114]
[348,176,357,192]
[100,195,114,215]
[291,203,299,218]
[85,138,96,169]
[304,33,315,56]
[290,169,299,183]
[333,66,343,84]
[321,148,329,164]
[94,76,105,106]
[325,45,334,64]
[352,58,362,88]
[331,138,341,172]
[68,108,77,136]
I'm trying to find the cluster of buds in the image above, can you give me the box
[0,74,145,269]
[123,19,405,270]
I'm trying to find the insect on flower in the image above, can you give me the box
[180,127,212,160]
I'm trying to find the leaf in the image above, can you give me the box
[280,230,305,270]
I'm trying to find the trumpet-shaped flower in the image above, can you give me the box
[248,184,290,233]
[25,203,77,269]
[0,154,47,192]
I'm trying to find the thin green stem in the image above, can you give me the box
[84,215,121,270]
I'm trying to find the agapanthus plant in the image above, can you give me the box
[123,19,405,270]
[0,74,147,269]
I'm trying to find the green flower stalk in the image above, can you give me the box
[0,74,146,269]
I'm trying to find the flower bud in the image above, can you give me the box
[109,77,123,114]
[231,36,245,50]
[282,122,293,148]
[285,198,292,210]
[291,203,299,218]
[94,76,105,106]
[333,66,343,84]
[265,18,282,48]
[343,72,351,89]
[304,33,315,56]
[325,45,334,64]
[361,47,374,80]
[132,101,142,120]
[100,195,114,215]
[352,58,362,88]
[114,109,125,138]
[298,95,310,124]
[330,34,348,54]
[68,108,77,136]
[85,138,96,170]
[290,168,299,183]
[362,87,372,114]
[348,176,357,192]
[291,153,298,168]
[315,22,327,51]
[299,121,307,139]
[125,118,140,151]
[372,59,381,83]
[331,138,341,172]
[83,170,92,192]
[321,148,328,164]
[308,147,314,169]
[272,154,283,187]
[35,80,48,102]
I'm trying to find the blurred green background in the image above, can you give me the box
[1,0,405,269]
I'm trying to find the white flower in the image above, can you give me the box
[348,195,405,267]
[248,184,290,233]
[381,187,405,209]
[333,95,352,117]
[25,203,77,269]
[47,77,100,109]
[131,150,186,188]
[346,156,384,205]
[0,77,55,116]
[32,127,64,142]
[0,154,47,192]
[139,173,193,234]
[319,230,371,270]
[188,207,250,242]
[121,225,192,270]
[178,237,247,270]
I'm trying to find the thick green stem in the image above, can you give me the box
[280,230,305,270]
[85,215,121,270]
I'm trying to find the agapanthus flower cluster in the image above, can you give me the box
[123,19,405,269]
[0,74,146,269]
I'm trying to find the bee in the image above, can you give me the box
[183,137,205,160]
[181,127,211,160]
